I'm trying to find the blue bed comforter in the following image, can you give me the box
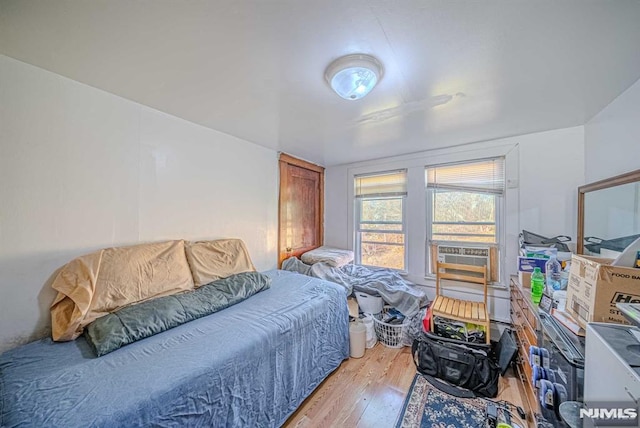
[0,270,349,428]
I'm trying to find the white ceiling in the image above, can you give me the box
[2,1,640,166]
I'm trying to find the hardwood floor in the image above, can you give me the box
[284,343,532,428]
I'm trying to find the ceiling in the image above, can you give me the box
[2,1,640,167]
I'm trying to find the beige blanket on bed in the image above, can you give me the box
[185,239,256,287]
[50,238,257,341]
[51,240,194,341]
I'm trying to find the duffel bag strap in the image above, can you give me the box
[421,374,476,399]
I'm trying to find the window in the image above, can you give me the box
[425,158,505,280]
[355,170,407,270]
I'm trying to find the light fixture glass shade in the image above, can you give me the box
[325,54,383,100]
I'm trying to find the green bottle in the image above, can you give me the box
[531,267,544,305]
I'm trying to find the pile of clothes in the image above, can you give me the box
[282,256,428,318]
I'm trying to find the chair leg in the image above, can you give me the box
[428,307,434,335]
[485,322,491,344]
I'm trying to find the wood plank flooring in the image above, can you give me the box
[284,343,532,428]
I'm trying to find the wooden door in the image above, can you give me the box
[278,153,324,266]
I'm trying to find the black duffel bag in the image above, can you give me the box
[412,333,500,398]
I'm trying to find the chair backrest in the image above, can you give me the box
[435,261,488,306]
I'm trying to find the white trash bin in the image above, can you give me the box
[349,321,366,358]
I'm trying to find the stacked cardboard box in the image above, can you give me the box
[566,254,640,327]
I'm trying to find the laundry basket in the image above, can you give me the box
[372,307,406,348]
[354,291,383,315]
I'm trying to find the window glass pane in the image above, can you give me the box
[356,195,406,270]
[360,232,405,245]
[430,191,497,244]
[433,191,495,223]
[360,198,403,223]
[361,243,405,270]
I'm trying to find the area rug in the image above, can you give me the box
[396,374,487,428]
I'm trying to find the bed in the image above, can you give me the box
[0,269,349,427]
[300,246,354,267]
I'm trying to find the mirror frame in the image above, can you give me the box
[577,168,640,254]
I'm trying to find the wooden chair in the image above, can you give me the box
[430,262,491,343]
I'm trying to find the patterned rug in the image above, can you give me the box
[396,374,487,428]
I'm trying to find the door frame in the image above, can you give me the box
[278,153,325,266]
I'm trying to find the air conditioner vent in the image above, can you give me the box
[438,246,490,258]
[437,245,491,276]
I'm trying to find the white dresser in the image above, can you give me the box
[584,323,640,427]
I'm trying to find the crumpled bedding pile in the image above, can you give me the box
[281,256,428,317]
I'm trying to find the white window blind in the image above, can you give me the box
[355,170,407,198]
[426,158,505,195]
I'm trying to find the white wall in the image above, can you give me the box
[585,77,640,182]
[517,127,585,239]
[0,55,278,352]
[325,126,584,322]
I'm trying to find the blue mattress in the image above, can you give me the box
[0,270,349,427]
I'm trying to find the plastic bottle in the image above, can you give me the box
[559,261,571,290]
[531,267,544,305]
[545,255,562,293]
[349,320,366,358]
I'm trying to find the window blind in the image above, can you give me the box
[355,169,407,198]
[425,158,505,195]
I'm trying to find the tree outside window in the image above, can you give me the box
[355,170,407,270]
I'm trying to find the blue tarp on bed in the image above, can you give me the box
[0,270,349,427]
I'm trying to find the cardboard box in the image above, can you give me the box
[518,271,532,288]
[566,254,640,328]
[518,256,547,273]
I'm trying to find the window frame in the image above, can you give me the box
[425,157,505,283]
[355,195,408,272]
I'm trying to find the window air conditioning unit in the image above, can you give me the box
[436,245,491,278]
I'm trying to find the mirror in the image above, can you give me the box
[578,169,640,255]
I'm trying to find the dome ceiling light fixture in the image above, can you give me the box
[324,54,384,101]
